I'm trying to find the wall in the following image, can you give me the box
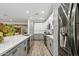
[34,23,46,40]
[28,20,34,34]
[53,9,58,56]
[52,3,60,56]
[34,23,46,34]
[34,12,54,34]
[44,12,54,32]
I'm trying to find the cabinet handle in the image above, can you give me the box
[50,43,51,46]
[24,47,26,51]
[12,49,17,54]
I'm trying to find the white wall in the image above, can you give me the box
[34,12,54,34]
[44,12,54,30]
[28,20,34,34]
[52,3,60,56]
[53,10,58,56]
[34,23,46,34]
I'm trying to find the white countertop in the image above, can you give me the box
[46,35,53,40]
[0,35,32,56]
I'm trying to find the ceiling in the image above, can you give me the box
[0,3,53,23]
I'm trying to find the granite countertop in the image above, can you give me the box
[0,34,32,56]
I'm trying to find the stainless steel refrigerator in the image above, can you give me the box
[58,3,79,56]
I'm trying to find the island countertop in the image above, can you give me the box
[0,35,32,56]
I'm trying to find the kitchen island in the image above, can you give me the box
[0,34,33,56]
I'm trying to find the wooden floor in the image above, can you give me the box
[28,40,51,56]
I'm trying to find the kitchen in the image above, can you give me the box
[0,3,59,56]
[0,3,79,56]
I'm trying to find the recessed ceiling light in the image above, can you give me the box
[26,10,30,14]
[41,11,45,14]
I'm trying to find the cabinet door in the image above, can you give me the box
[2,51,13,56]
[19,40,27,56]
[30,36,32,47]
[12,48,19,56]
[30,35,34,47]
[48,39,51,52]
[25,39,27,55]
[23,41,27,56]
[6,47,19,56]
[46,37,53,55]
[12,40,27,56]
[50,39,53,55]
[47,37,50,50]
[11,41,27,56]
[46,37,49,48]
[24,39,27,56]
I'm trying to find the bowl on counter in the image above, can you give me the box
[24,34,29,36]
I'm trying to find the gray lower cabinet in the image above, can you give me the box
[3,46,20,56]
[47,37,50,50]
[46,36,53,55]
[18,40,27,56]
[11,46,20,56]
[3,39,27,56]
[50,39,53,55]
[30,35,33,47]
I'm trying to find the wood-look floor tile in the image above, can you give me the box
[28,40,51,56]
